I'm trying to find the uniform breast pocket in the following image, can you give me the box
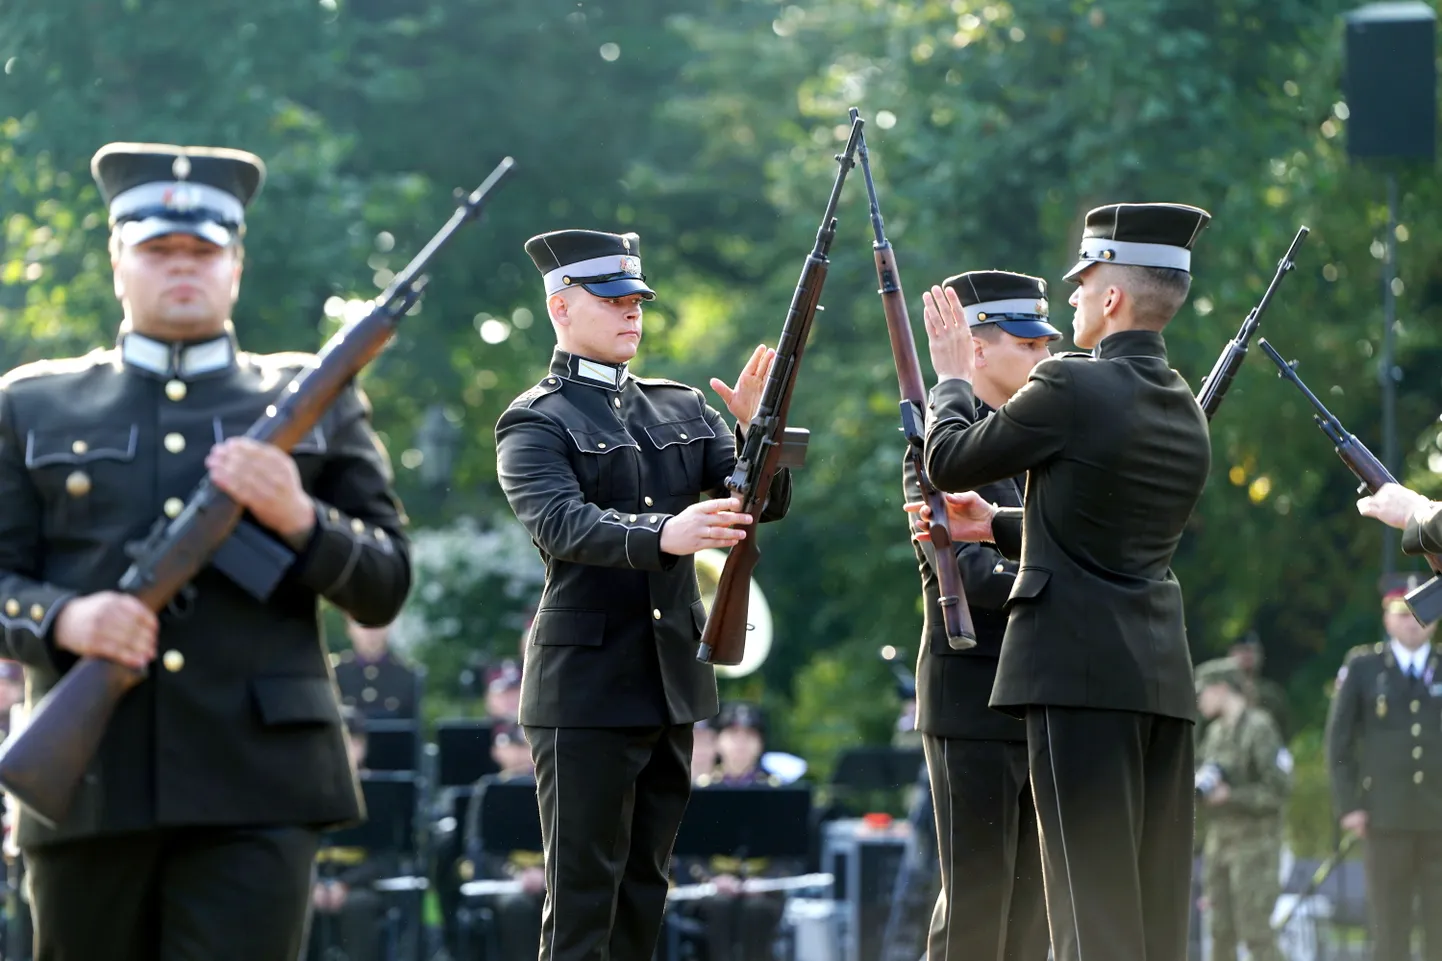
[214,417,328,487]
[566,428,639,503]
[25,423,141,534]
[643,417,715,495]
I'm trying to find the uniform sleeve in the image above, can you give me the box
[904,457,1019,610]
[923,361,1072,494]
[1325,660,1365,816]
[1223,713,1292,815]
[700,400,791,522]
[495,404,673,571]
[288,385,412,627]
[1402,502,1442,556]
[0,387,79,673]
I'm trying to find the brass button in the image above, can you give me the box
[1413,700,1422,713]
[679,433,688,440]
[375,529,388,542]
[993,562,1006,574]
[1417,771,1426,785]
[629,514,637,522]
[653,609,662,620]
[598,442,608,449]
[328,507,340,523]
[351,518,366,534]
[364,665,379,681]
[1414,723,1423,737]
[27,604,42,621]
[363,687,377,702]
[3,600,17,617]
[164,497,184,519]
[70,439,88,455]
[613,398,621,408]
[644,496,654,507]
[546,378,557,385]
[164,432,186,454]
[165,379,187,401]
[1415,746,1424,760]
[649,516,658,523]
[162,649,184,672]
[65,471,91,497]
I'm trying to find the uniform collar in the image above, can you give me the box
[550,348,629,390]
[118,326,239,380]
[1390,638,1432,675]
[1094,328,1168,361]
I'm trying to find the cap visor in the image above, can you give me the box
[119,217,232,248]
[1062,259,1095,283]
[580,278,656,301]
[994,318,1063,341]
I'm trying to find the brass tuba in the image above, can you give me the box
[694,548,772,677]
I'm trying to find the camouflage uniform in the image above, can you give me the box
[1197,660,1292,961]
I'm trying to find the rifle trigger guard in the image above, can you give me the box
[166,583,198,621]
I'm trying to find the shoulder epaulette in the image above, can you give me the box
[509,376,564,410]
[1053,350,1093,360]
[0,348,113,389]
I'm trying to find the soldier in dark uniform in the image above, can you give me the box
[918,202,1213,961]
[910,270,1057,961]
[0,142,411,961]
[495,229,792,961]
[333,614,419,720]
[1325,583,1442,961]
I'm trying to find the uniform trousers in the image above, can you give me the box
[1365,829,1442,961]
[922,734,1047,961]
[24,824,318,961]
[525,724,693,961]
[1025,706,1194,961]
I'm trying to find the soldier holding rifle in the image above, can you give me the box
[495,228,791,961]
[0,143,411,961]
[913,202,1213,961]
[910,271,1057,961]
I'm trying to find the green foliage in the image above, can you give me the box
[1285,727,1338,860]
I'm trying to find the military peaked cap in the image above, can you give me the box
[943,270,1062,341]
[92,142,266,248]
[717,701,767,736]
[1194,657,1246,695]
[1063,202,1211,282]
[524,229,655,301]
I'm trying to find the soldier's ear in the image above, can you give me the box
[548,292,572,328]
[972,335,988,369]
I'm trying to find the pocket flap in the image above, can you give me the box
[1006,567,1052,605]
[25,424,139,468]
[251,676,341,726]
[643,417,715,450]
[566,428,638,456]
[531,608,606,647]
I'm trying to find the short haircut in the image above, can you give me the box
[1106,264,1191,329]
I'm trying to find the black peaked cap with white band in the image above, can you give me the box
[92,142,266,248]
[524,229,655,301]
[942,270,1062,341]
[1063,202,1212,283]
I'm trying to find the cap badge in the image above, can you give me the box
[171,155,192,181]
[163,184,201,213]
[1036,299,1048,315]
[620,256,641,277]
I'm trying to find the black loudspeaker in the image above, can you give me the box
[1344,2,1437,163]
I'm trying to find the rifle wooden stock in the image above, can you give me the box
[855,112,975,649]
[1259,336,1442,623]
[696,116,863,668]
[0,158,514,827]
